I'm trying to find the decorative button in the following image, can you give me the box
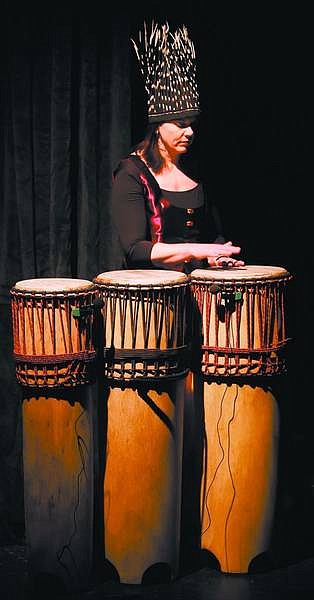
[186,208,194,214]
[186,220,194,227]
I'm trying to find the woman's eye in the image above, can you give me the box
[175,120,196,129]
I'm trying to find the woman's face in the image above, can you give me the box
[157,118,197,157]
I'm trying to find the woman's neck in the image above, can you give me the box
[160,158,179,174]
[158,146,180,171]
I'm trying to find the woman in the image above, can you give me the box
[112,22,244,273]
[111,117,244,273]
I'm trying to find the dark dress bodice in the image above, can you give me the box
[159,185,206,244]
[111,154,224,268]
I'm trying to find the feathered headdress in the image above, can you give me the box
[131,21,201,123]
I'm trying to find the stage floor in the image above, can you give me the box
[1,544,314,600]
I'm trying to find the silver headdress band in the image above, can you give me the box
[131,21,201,123]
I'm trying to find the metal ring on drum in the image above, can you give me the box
[10,278,103,593]
[94,269,190,584]
[188,265,292,574]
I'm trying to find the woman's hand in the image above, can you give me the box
[208,256,245,267]
[206,242,245,268]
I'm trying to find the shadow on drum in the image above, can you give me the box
[22,386,93,407]
[179,373,205,576]
[106,379,178,433]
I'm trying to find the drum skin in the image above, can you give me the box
[200,381,279,573]
[94,270,188,584]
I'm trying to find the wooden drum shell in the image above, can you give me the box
[94,270,189,584]
[104,381,184,584]
[22,387,100,591]
[200,381,279,573]
[10,278,102,591]
[188,266,291,573]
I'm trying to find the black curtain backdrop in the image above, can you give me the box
[0,1,130,542]
[0,0,313,566]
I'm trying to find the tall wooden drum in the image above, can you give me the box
[94,269,189,584]
[10,278,102,592]
[189,265,292,574]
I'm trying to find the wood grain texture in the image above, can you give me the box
[103,381,185,583]
[201,382,279,573]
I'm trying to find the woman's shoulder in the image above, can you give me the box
[113,153,148,178]
[113,154,161,197]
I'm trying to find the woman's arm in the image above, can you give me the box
[151,241,244,269]
[111,163,155,267]
[112,159,244,270]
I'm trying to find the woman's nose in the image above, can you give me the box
[185,126,194,137]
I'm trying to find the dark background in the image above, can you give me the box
[0,0,312,570]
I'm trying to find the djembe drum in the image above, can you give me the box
[10,278,102,592]
[189,265,292,574]
[93,269,190,584]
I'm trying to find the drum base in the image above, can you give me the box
[103,379,185,584]
[200,380,280,574]
[22,383,102,592]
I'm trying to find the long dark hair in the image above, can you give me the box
[132,124,163,172]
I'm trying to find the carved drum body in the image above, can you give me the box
[189,266,291,573]
[11,278,101,592]
[94,269,189,584]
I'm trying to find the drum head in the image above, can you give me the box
[94,269,188,287]
[12,278,95,293]
[190,265,290,282]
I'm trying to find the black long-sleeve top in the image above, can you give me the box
[111,154,224,269]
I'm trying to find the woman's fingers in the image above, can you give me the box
[216,244,241,256]
[207,255,245,268]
